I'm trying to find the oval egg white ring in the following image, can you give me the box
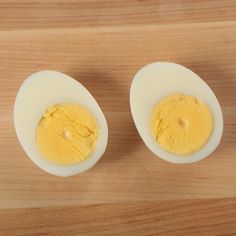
[130,62,223,164]
[14,70,108,176]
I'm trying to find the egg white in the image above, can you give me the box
[14,70,108,176]
[130,62,223,163]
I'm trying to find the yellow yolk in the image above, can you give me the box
[36,104,98,165]
[151,94,213,155]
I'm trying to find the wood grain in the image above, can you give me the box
[0,0,236,30]
[1,199,236,236]
[0,1,236,235]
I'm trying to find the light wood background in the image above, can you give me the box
[0,1,236,235]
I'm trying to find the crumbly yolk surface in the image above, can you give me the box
[151,94,213,155]
[36,104,98,165]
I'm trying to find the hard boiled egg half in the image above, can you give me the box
[14,71,108,176]
[130,62,223,163]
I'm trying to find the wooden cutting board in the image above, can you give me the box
[0,1,236,235]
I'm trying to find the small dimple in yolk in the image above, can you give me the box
[151,93,213,155]
[36,103,99,165]
[63,130,72,140]
[178,118,188,129]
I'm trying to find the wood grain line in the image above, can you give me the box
[0,199,236,236]
[0,0,236,30]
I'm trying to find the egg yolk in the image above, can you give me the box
[36,104,98,165]
[151,94,213,155]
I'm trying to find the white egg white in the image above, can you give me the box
[14,70,108,176]
[130,62,223,164]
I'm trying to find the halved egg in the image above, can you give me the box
[130,62,223,163]
[14,70,108,176]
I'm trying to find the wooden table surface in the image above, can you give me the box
[0,1,236,235]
